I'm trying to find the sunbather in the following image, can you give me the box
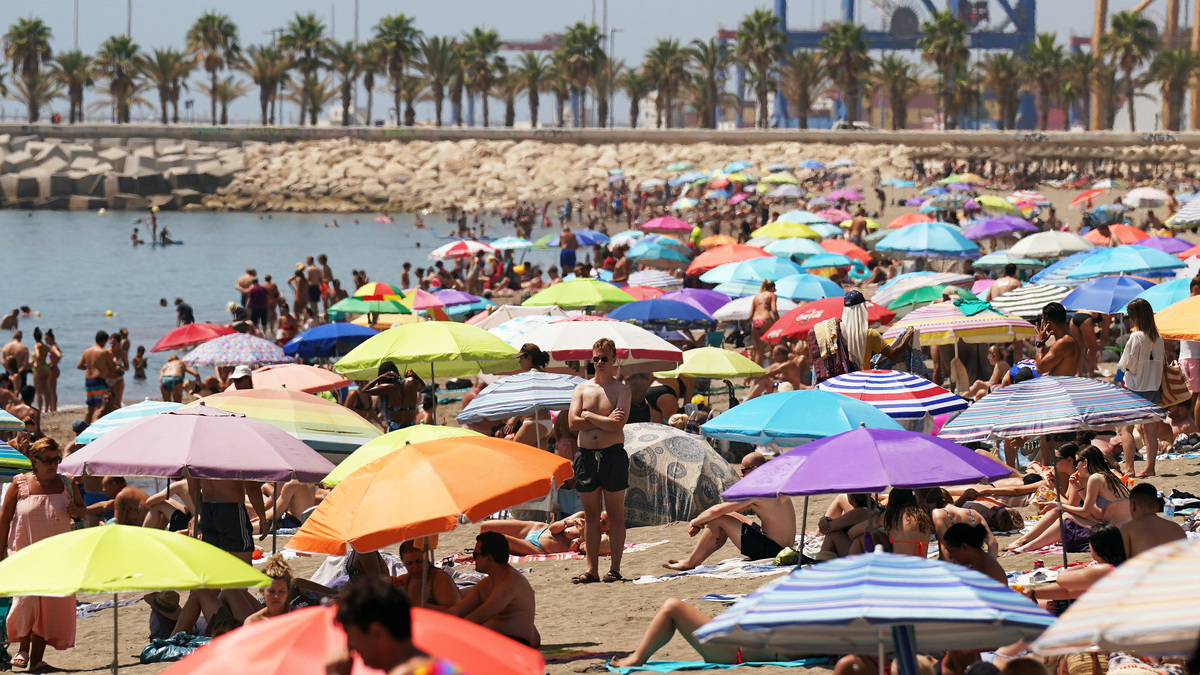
[609,597,791,669]
[1006,447,1130,554]
[479,511,610,557]
[817,493,876,558]
[1018,522,1126,616]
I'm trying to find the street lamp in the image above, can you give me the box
[609,27,622,128]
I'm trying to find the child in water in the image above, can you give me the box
[131,346,148,380]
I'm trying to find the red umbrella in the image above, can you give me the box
[887,213,934,229]
[150,323,236,352]
[764,297,895,344]
[821,239,872,264]
[1177,245,1200,260]
[1082,224,1148,246]
[165,605,544,675]
[622,285,666,300]
[1069,187,1108,209]
[685,244,770,276]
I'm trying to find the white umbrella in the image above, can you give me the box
[1122,186,1171,209]
[472,304,570,331]
[1007,231,1094,260]
[712,296,799,322]
[524,319,682,372]
[989,284,1071,319]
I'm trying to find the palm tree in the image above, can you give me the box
[1023,33,1063,131]
[643,38,687,128]
[280,12,328,125]
[137,48,188,124]
[557,22,605,127]
[398,74,425,126]
[618,66,654,128]
[186,11,240,124]
[10,69,60,122]
[688,37,732,129]
[240,44,289,125]
[545,59,569,127]
[917,10,968,129]
[512,51,548,128]
[1102,10,1155,130]
[95,34,140,123]
[1146,49,1198,131]
[1062,50,1098,130]
[778,49,826,129]
[284,73,338,124]
[494,58,520,127]
[735,8,785,128]
[460,27,502,127]
[945,60,980,127]
[359,41,383,126]
[820,22,873,124]
[324,41,360,125]
[375,13,421,126]
[51,50,92,123]
[977,51,1021,130]
[3,17,54,122]
[195,75,249,124]
[416,36,457,127]
[871,54,920,130]
[1092,61,1123,130]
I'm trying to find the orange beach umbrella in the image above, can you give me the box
[887,212,934,229]
[686,244,770,276]
[1156,294,1200,341]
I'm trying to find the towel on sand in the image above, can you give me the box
[607,657,827,673]
[633,558,789,585]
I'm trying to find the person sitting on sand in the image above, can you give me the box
[941,524,1006,584]
[1120,482,1185,558]
[609,597,793,669]
[480,511,609,557]
[391,540,460,611]
[964,346,1011,401]
[1019,523,1126,616]
[172,586,261,638]
[1006,447,1130,554]
[664,453,796,570]
[255,479,320,534]
[816,493,876,559]
[919,488,999,558]
[84,477,148,526]
[244,554,297,626]
[448,532,538,647]
[143,479,193,531]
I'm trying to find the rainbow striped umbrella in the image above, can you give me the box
[0,408,24,432]
[1033,538,1200,656]
[871,272,974,307]
[0,441,31,476]
[817,370,967,419]
[938,376,1165,442]
[181,389,382,465]
[182,333,292,368]
[76,398,182,444]
[881,303,1036,346]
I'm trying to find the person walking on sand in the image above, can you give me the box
[568,338,631,584]
[559,226,578,274]
[77,331,116,423]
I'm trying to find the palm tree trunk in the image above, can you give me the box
[210,70,219,124]
[1082,96,1092,132]
[260,89,269,125]
[365,87,373,126]
[707,79,717,128]
[528,91,538,128]
[160,89,169,125]
[482,93,490,128]
[393,79,402,126]
[846,80,859,123]
[556,91,566,127]
[758,81,768,129]
[797,93,809,129]
[342,85,351,126]
[505,97,515,127]
[580,90,588,128]
[221,102,229,125]
[630,99,639,128]
[1039,86,1050,130]
[1125,68,1137,131]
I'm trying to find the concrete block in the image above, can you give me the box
[135,174,169,196]
[35,195,71,210]
[96,138,125,149]
[169,171,202,191]
[33,144,68,164]
[132,145,157,159]
[49,173,76,196]
[171,189,204,208]
[69,195,108,211]
[70,156,99,172]
[71,172,102,196]
[160,142,187,156]
[7,135,38,153]
[97,148,128,173]
[0,134,11,149]
[34,156,69,175]
[111,193,148,211]
[65,144,96,161]
[2,150,34,173]
[126,138,155,151]
[115,175,138,194]
[156,154,186,170]
[87,162,114,176]
[23,141,50,157]
[0,174,38,200]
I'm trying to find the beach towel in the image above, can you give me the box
[699,593,745,604]
[77,597,141,619]
[607,657,827,673]
[633,558,790,585]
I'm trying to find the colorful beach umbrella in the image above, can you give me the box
[327,296,410,319]
[989,284,1071,319]
[1167,197,1200,228]
[75,398,182,444]
[283,323,378,359]
[1065,245,1185,279]
[333,321,518,381]
[1138,236,1194,255]
[626,242,691,268]
[825,189,862,202]
[764,297,895,343]
[608,298,716,329]
[427,239,495,260]
[713,278,774,298]
[699,234,739,249]
[151,323,236,353]
[1070,187,1108,209]
[776,210,831,225]
[182,333,292,368]
[1156,294,1200,341]
[0,442,31,476]
[885,284,976,312]
[871,272,974,307]
[773,273,844,302]
[621,285,665,301]
[815,208,854,224]
[699,390,902,445]
[322,426,483,487]
[799,252,855,270]
[226,363,350,394]
[699,256,805,284]
[352,282,402,300]
[651,347,765,379]
[0,409,23,432]
[1029,248,1105,287]
[1009,190,1051,206]
[456,371,584,426]
[882,303,1035,346]
[816,371,968,420]
[930,192,968,210]
[489,236,533,250]
[751,221,822,240]
[1007,231,1094,259]
[764,237,823,261]
[798,159,826,170]
[523,278,635,310]
[1082,224,1149,246]
[1089,203,1128,226]
[876,222,979,258]
[972,250,1044,269]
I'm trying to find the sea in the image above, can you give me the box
[2,209,563,407]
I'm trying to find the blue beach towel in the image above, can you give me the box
[607,658,827,674]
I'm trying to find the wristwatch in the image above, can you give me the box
[1035,341,1046,348]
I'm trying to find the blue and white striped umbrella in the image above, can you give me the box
[487,315,558,347]
[76,398,183,444]
[1029,248,1105,287]
[817,370,968,419]
[696,551,1054,654]
[456,372,586,423]
[628,269,683,289]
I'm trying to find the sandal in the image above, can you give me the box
[602,571,624,583]
[11,652,28,669]
[571,572,600,584]
[27,661,52,673]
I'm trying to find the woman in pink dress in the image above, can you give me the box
[0,438,85,671]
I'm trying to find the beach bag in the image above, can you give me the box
[139,633,210,663]
[1161,360,1192,407]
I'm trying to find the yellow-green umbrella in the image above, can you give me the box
[333,321,518,382]
[523,278,636,310]
[0,525,268,673]
[840,217,880,231]
[976,195,1021,216]
[652,347,766,379]
[323,425,484,486]
[751,221,822,240]
[761,173,799,185]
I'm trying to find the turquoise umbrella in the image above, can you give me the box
[699,257,805,284]
[1124,277,1193,312]
[699,390,901,446]
[773,274,844,301]
[1065,245,1186,279]
[764,238,823,260]
[800,253,855,269]
[877,222,978,258]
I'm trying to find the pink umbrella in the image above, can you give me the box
[59,407,334,482]
[427,240,495,260]
[641,215,692,235]
[826,189,863,202]
[729,192,750,206]
[528,318,682,367]
[972,279,995,295]
[815,208,854,223]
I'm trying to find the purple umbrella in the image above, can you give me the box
[431,289,484,306]
[1138,236,1194,255]
[60,406,335,482]
[962,216,1039,241]
[948,183,974,192]
[659,289,733,316]
[903,197,926,206]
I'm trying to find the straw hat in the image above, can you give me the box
[143,591,182,621]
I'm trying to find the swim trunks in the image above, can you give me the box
[524,527,549,553]
[740,522,785,560]
[168,508,191,532]
[1061,518,1092,553]
[307,286,321,303]
[84,377,108,407]
[571,443,629,493]
[559,248,577,271]
[160,375,183,391]
[200,502,254,554]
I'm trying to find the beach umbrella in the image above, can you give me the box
[1093,178,1125,189]
[962,216,1038,241]
[905,197,929,206]
[1123,276,1192,312]
[1065,245,1185,279]
[975,195,1022,216]
[764,162,791,173]
[621,285,666,301]
[839,216,881,231]
[876,222,979,258]
[885,284,976,312]
[686,244,770,276]
[1032,538,1200,656]
[751,220,822,240]
[700,390,901,446]
[724,160,752,173]
[829,158,857,169]
[659,289,732,316]
[523,278,635,310]
[524,318,682,368]
[621,423,741,527]
[809,222,845,239]
[705,188,732,200]
[886,212,935,229]
[800,252,855,270]
[1082,224,1149,246]
[626,242,691,268]
[699,256,805,284]
[775,210,829,224]
[1029,248,1105,287]
[288,437,573,554]
[638,177,666,190]
[1007,231,1094,259]
[671,196,699,211]
[224,364,349,394]
[798,159,826,170]
[642,233,691,252]
[546,229,610,247]
[1089,203,1128,226]
[695,552,1052,659]
[764,297,894,343]
[164,605,544,675]
[609,229,645,246]
[651,347,765,379]
[0,525,269,674]
[0,408,23,432]
[427,239,495,260]
[282,323,378,359]
[486,315,558,347]
[1167,197,1200,228]
[761,172,799,184]
[74,399,182,444]
[0,442,31,477]
[826,189,862,202]
[1070,187,1108,208]
[948,183,973,192]
[666,161,694,171]
[627,269,684,289]
[989,284,1071,319]
[930,192,968,210]
[816,208,854,224]
[641,215,693,235]
[182,333,291,368]
[469,304,569,330]
[764,237,823,261]
[334,320,517,383]
[817,371,967,420]
[773,273,844,302]
[151,323,235,353]
[1122,186,1171,208]
[882,303,1035,346]
[323,426,483,487]
[699,234,739,249]
[872,272,973,307]
[352,282,403,301]
[1138,235,1194,255]
[712,295,799,321]
[972,250,1044,269]
[922,186,949,197]
[489,236,534,250]
[608,298,716,329]
[456,372,584,447]
[1156,294,1200,341]
[1009,190,1051,206]
[766,184,804,199]
[327,296,411,320]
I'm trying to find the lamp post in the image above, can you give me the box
[609,28,622,128]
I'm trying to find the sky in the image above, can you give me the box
[0,0,1174,126]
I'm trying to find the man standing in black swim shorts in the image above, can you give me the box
[568,338,631,584]
[190,478,267,564]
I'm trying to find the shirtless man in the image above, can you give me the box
[78,330,117,423]
[568,338,631,584]
[1120,483,1185,558]
[189,477,267,564]
[1034,302,1081,379]
[847,206,869,246]
[235,268,256,307]
[159,355,199,403]
[559,226,578,273]
[1,331,30,389]
[664,453,796,570]
[85,476,149,526]
[107,332,129,412]
[143,479,194,531]
[0,309,18,331]
[611,244,632,285]
[6,386,39,435]
[305,256,324,317]
[449,532,538,646]
[986,263,1022,301]
[318,254,335,310]
[257,479,319,533]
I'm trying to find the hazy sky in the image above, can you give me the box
[0,0,1172,125]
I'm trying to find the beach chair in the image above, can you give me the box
[705,331,724,348]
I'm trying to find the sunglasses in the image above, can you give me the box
[591,355,611,363]
[35,456,61,464]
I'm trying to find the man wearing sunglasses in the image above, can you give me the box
[568,338,631,584]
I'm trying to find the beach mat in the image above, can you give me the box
[633,558,790,585]
[607,657,827,673]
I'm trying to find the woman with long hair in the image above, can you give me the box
[749,280,779,364]
[883,488,932,557]
[1118,298,1165,477]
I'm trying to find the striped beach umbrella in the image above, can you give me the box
[457,372,585,424]
[882,303,1035,346]
[696,552,1053,654]
[0,408,24,432]
[1167,197,1200,228]
[972,251,1044,270]
[937,376,1165,442]
[182,333,292,368]
[712,296,799,321]
[1009,190,1051,206]
[871,272,974,307]
[989,284,1071,319]
[817,370,968,419]
[628,269,683,289]
[76,399,182,444]
[427,239,496,260]
[0,441,31,477]
[1032,538,1200,656]
[487,315,558,347]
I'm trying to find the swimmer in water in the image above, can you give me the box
[131,228,144,246]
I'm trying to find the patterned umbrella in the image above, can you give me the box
[487,315,559,347]
[628,269,684,289]
[938,376,1165,442]
[76,399,182,444]
[930,193,969,210]
[1009,190,1051,206]
[989,284,1071,319]
[457,372,585,423]
[621,423,740,527]
[765,297,894,343]
[871,272,974,307]
[1167,197,1200,228]
[881,303,1035,346]
[182,333,292,368]
[427,240,495,260]
[353,282,403,300]
[817,370,967,419]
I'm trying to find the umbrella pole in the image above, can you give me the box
[112,592,119,675]
[271,481,279,555]
[420,548,429,609]
[877,627,885,675]
[799,495,808,567]
[430,363,437,420]
[1053,461,1069,569]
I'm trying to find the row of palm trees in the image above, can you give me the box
[0,8,1190,130]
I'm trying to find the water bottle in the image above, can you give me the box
[1165,494,1176,519]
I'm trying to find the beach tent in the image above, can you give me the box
[621,423,740,527]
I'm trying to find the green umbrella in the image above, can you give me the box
[0,525,269,673]
[666,161,694,171]
[327,296,411,322]
[651,347,765,408]
[532,234,556,250]
[887,284,977,312]
[523,278,636,311]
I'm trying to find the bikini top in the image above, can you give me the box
[941,507,977,527]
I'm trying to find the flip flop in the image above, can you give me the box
[11,652,28,668]
[602,571,624,583]
[571,572,599,585]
